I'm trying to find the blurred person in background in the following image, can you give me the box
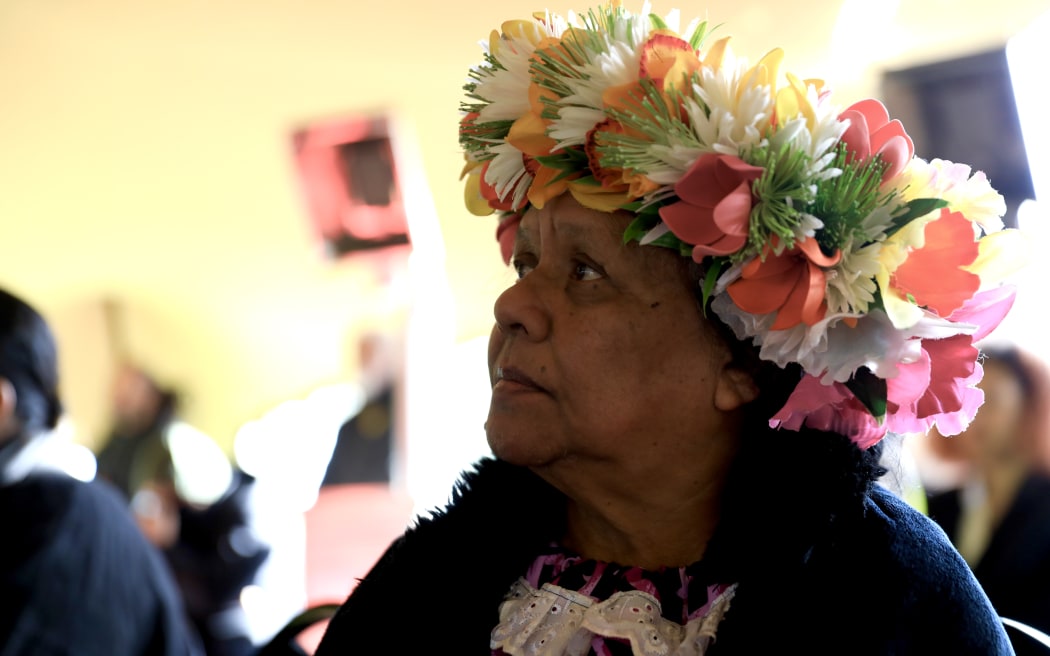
[0,287,202,655]
[95,363,271,656]
[321,331,398,486]
[926,344,1050,654]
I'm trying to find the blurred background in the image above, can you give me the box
[2,0,1048,649]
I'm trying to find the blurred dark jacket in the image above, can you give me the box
[930,473,1050,656]
[0,471,203,656]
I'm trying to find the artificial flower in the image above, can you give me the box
[460,3,1022,446]
[891,158,1007,232]
[838,99,913,181]
[727,238,841,330]
[659,154,763,258]
[496,213,523,265]
[889,209,981,318]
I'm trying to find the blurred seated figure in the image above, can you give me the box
[0,287,202,655]
[96,363,270,656]
[321,332,397,486]
[926,344,1050,654]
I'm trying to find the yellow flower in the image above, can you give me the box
[739,47,783,104]
[776,72,824,130]
[490,19,549,57]
[876,212,940,329]
[964,229,1028,285]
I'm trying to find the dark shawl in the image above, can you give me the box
[316,429,1012,654]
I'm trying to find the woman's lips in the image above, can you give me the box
[493,365,546,393]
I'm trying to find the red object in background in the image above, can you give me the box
[293,115,411,258]
[303,483,414,605]
[298,483,414,651]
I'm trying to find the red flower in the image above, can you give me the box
[839,99,913,181]
[659,154,764,259]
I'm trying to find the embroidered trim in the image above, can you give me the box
[491,578,737,655]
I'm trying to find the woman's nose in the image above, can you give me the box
[492,273,551,342]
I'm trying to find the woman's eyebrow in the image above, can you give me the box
[514,224,536,254]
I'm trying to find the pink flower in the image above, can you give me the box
[770,377,886,448]
[839,99,914,181]
[885,336,982,436]
[496,213,522,265]
[770,283,1017,445]
[658,154,764,260]
[948,284,1018,343]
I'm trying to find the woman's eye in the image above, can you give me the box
[573,262,602,281]
[512,259,534,279]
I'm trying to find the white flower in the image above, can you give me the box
[711,295,977,385]
[474,19,564,125]
[824,204,896,314]
[825,238,882,315]
[485,141,531,209]
[642,144,708,185]
[550,40,643,148]
[889,158,1007,232]
[686,53,773,155]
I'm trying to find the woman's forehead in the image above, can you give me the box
[517,200,629,247]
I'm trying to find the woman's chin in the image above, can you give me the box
[485,427,559,468]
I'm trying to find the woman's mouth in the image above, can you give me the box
[493,365,546,393]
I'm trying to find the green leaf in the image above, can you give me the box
[533,155,576,171]
[648,14,669,30]
[689,20,719,51]
[646,231,687,251]
[845,368,887,419]
[888,198,949,234]
[699,258,727,313]
[623,213,661,244]
[570,175,601,187]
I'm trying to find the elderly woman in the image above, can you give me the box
[316,4,1023,654]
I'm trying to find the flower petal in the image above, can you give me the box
[891,209,981,316]
[948,285,1018,343]
[496,213,522,265]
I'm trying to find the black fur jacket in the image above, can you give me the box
[315,432,1012,655]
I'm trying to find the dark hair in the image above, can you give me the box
[0,288,63,436]
[677,258,885,581]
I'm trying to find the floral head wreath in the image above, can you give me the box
[459,1,1025,448]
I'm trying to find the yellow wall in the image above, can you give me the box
[1,0,1045,451]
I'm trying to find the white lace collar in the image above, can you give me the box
[491,577,737,655]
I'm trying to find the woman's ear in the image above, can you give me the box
[0,377,18,441]
[715,366,759,412]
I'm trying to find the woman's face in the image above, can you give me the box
[485,195,755,475]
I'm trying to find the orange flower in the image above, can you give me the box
[583,32,701,203]
[527,158,581,208]
[585,119,659,200]
[890,208,981,317]
[602,32,701,117]
[504,35,583,209]
[728,238,841,330]
[639,31,702,92]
